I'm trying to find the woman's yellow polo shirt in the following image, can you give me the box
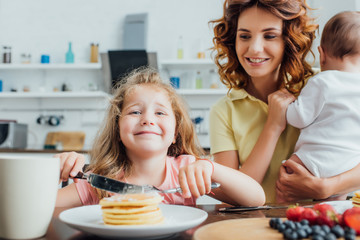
[209,88,299,203]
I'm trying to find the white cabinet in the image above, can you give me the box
[0,63,107,150]
[161,59,227,149]
[0,63,101,70]
[161,58,226,91]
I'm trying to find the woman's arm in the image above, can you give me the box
[235,89,296,183]
[276,159,360,201]
[179,159,266,206]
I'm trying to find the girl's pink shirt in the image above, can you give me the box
[75,155,197,206]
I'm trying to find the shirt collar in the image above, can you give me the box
[228,88,260,102]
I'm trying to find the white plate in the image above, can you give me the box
[59,204,208,239]
[321,200,353,214]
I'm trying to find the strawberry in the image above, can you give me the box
[313,203,338,227]
[336,213,344,227]
[343,207,360,234]
[286,205,305,222]
[300,208,318,225]
[313,203,337,215]
[316,212,338,227]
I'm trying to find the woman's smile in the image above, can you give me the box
[246,57,270,65]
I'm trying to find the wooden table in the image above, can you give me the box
[44,202,306,240]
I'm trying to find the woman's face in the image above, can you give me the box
[235,6,284,80]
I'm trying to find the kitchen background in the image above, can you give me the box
[0,0,359,152]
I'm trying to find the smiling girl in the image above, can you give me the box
[56,67,265,208]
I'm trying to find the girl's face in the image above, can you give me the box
[235,6,284,80]
[119,84,176,156]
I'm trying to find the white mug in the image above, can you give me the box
[0,154,60,239]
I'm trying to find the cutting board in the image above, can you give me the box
[45,131,85,151]
[193,218,360,240]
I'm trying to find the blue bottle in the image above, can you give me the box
[65,42,74,63]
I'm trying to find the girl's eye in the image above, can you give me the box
[130,110,141,115]
[156,111,166,116]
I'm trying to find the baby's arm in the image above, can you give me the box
[286,78,325,128]
[179,159,266,206]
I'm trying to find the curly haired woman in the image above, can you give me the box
[208,0,334,203]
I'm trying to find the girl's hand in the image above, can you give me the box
[178,159,213,199]
[54,151,86,183]
[267,88,295,133]
[276,159,324,202]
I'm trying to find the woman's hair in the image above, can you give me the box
[88,67,204,199]
[321,11,360,59]
[210,0,318,93]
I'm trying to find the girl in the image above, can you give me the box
[56,67,265,207]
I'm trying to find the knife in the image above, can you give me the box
[74,172,145,194]
[218,205,313,212]
[218,205,289,212]
[74,172,220,194]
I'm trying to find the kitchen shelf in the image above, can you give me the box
[177,89,227,95]
[0,91,110,98]
[161,59,216,68]
[0,63,101,70]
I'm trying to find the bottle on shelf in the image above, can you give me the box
[3,46,11,64]
[65,42,74,63]
[209,69,219,89]
[21,53,31,64]
[90,43,99,63]
[197,39,205,59]
[195,71,203,89]
[177,36,183,59]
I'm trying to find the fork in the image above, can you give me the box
[144,182,220,194]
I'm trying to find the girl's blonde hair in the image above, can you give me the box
[88,67,204,199]
[210,0,318,94]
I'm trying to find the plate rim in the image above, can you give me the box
[59,204,208,238]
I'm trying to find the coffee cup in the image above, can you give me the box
[0,154,60,239]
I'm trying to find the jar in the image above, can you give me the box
[3,46,11,64]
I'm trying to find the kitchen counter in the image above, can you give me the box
[0,148,89,154]
[42,200,352,240]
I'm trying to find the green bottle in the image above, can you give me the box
[65,42,74,63]
[196,71,203,89]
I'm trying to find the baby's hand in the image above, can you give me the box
[54,151,86,183]
[178,159,213,199]
[267,88,295,132]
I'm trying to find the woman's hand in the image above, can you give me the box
[276,159,325,202]
[54,151,86,183]
[178,159,213,199]
[267,88,295,133]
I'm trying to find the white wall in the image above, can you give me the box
[0,0,358,150]
[0,0,224,150]
[0,0,224,64]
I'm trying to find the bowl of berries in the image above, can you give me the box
[269,203,360,240]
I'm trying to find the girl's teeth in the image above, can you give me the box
[249,58,265,63]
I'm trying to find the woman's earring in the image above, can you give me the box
[172,139,176,144]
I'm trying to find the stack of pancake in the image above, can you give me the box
[99,193,164,225]
[351,191,360,207]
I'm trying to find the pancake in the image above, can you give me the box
[99,193,164,225]
[351,191,360,207]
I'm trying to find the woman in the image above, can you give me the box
[209,0,360,203]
